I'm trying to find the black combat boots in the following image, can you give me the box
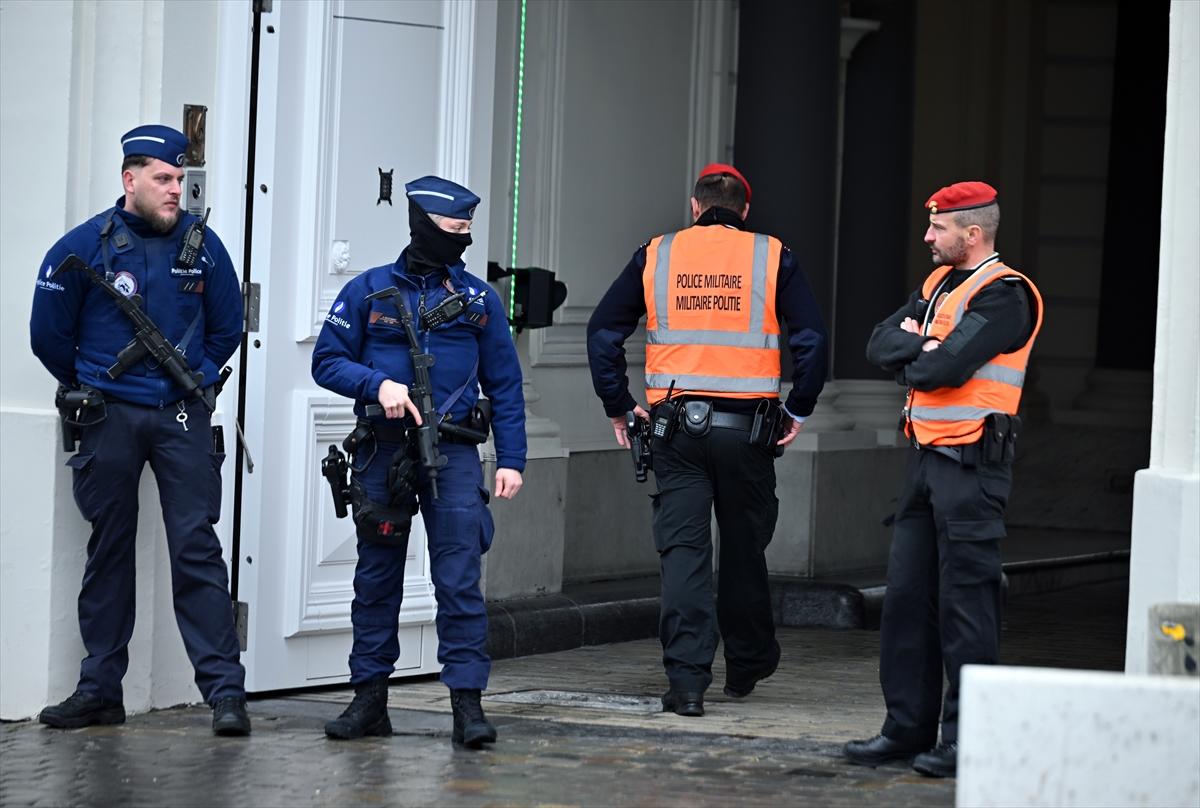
[39,691,125,729]
[325,677,393,740]
[450,689,497,748]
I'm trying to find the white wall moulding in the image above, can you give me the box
[284,393,436,638]
[436,0,477,185]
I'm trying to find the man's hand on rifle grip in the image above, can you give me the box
[379,379,422,422]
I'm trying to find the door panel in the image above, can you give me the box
[329,18,441,296]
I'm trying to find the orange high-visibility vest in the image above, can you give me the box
[904,257,1043,446]
[642,225,782,405]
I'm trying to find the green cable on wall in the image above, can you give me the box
[508,0,528,333]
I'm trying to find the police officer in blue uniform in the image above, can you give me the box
[30,125,250,735]
[312,175,526,747]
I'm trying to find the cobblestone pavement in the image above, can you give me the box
[0,581,1126,807]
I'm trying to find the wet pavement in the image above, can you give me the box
[0,580,1127,807]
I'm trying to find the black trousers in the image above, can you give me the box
[651,426,781,693]
[879,449,1010,746]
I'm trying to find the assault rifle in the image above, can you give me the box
[364,286,448,498]
[54,254,208,408]
[52,254,255,472]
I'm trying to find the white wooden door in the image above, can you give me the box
[237,0,498,691]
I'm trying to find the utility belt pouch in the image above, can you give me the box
[651,399,680,442]
[981,413,1020,465]
[749,400,785,452]
[681,400,712,438]
[385,446,420,509]
[469,397,492,436]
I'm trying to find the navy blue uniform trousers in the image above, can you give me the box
[69,398,245,704]
[879,449,1009,746]
[651,425,781,693]
[349,441,494,689]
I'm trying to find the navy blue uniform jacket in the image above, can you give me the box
[311,250,527,473]
[30,203,243,407]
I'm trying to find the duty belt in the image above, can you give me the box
[925,443,981,467]
[708,411,755,432]
[361,415,483,446]
[362,417,408,443]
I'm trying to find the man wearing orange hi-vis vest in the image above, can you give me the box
[845,182,1042,779]
[587,164,827,718]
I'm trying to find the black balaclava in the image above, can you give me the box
[406,199,472,275]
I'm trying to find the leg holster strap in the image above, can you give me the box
[349,478,415,546]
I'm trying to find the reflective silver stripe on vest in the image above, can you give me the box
[909,405,1006,422]
[949,262,1007,325]
[653,232,675,330]
[749,233,769,334]
[645,373,781,394]
[971,363,1025,387]
[646,329,780,349]
[649,231,774,350]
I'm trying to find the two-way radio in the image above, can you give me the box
[176,207,211,269]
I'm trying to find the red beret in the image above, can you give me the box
[697,162,751,203]
[925,181,997,214]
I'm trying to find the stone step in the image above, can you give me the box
[486,547,1130,658]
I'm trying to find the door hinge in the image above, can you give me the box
[243,281,261,333]
[234,600,249,652]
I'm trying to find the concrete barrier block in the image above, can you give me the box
[958,665,1200,807]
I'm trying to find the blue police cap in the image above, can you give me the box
[405,175,480,220]
[120,125,188,166]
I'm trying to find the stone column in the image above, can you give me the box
[1125,0,1200,674]
[826,16,879,378]
[804,17,886,438]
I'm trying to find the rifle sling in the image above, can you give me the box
[387,290,479,420]
[100,211,205,369]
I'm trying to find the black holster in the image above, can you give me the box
[54,384,106,452]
